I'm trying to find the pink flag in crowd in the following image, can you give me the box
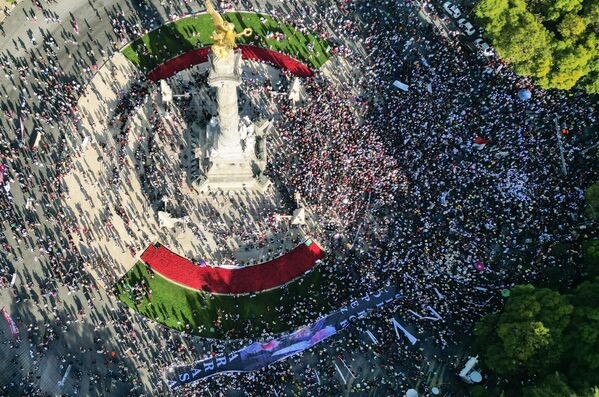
[1,307,19,338]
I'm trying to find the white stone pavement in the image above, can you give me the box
[63,55,321,286]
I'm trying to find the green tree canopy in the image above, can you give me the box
[585,183,599,219]
[546,0,584,20]
[583,240,599,276]
[522,372,576,397]
[558,13,587,37]
[475,279,599,395]
[492,8,553,78]
[563,278,599,390]
[475,0,599,93]
[474,284,573,375]
[586,387,599,397]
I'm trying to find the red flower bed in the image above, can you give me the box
[140,241,324,294]
[240,45,313,77]
[148,45,313,81]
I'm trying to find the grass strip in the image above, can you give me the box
[116,261,344,339]
[121,12,331,72]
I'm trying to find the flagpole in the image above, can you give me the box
[334,362,347,384]
[554,117,567,175]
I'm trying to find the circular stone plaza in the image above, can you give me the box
[0,0,598,396]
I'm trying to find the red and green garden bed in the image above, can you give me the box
[115,240,338,338]
[140,240,325,294]
[122,11,331,74]
[115,258,347,338]
[147,45,314,80]
[116,11,338,338]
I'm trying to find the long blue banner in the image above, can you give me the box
[165,285,401,389]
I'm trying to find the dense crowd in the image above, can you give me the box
[0,0,597,395]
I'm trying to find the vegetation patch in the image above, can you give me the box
[472,281,599,395]
[115,261,345,339]
[475,0,598,93]
[121,12,331,72]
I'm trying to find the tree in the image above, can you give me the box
[475,0,599,93]
[476,0,511,31]
[491,8,553,78]
[541,43,595,90]
[582,72,599,94]
[522,373,576,397]
[474,278,599,394]
[474,285,573,376]
[585,183,599,220]
[563,278,599,391]
[583,240,599,276]
[546,0,583,21]
[585,387,599,397]
[558,13,587,37]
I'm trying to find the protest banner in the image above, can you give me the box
[165,286,401,389]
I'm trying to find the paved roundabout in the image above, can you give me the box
[0,0,596,396]
[59,9,365,343]
[0,1,371,394]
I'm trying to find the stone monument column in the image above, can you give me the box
[196,0,268,191]
[198,49,256,190]
[207,50,244,161]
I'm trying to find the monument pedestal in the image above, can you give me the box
[200,161,256,191]
[195,50,268,192]
[199,50,256,190]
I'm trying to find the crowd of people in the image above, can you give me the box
[157,0,598,394]
[0,0,597,395]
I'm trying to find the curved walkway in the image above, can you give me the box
[140,240,325,294]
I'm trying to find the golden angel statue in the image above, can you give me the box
[205,0,252,58]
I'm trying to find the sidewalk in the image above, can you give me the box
[0,0,18,24]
